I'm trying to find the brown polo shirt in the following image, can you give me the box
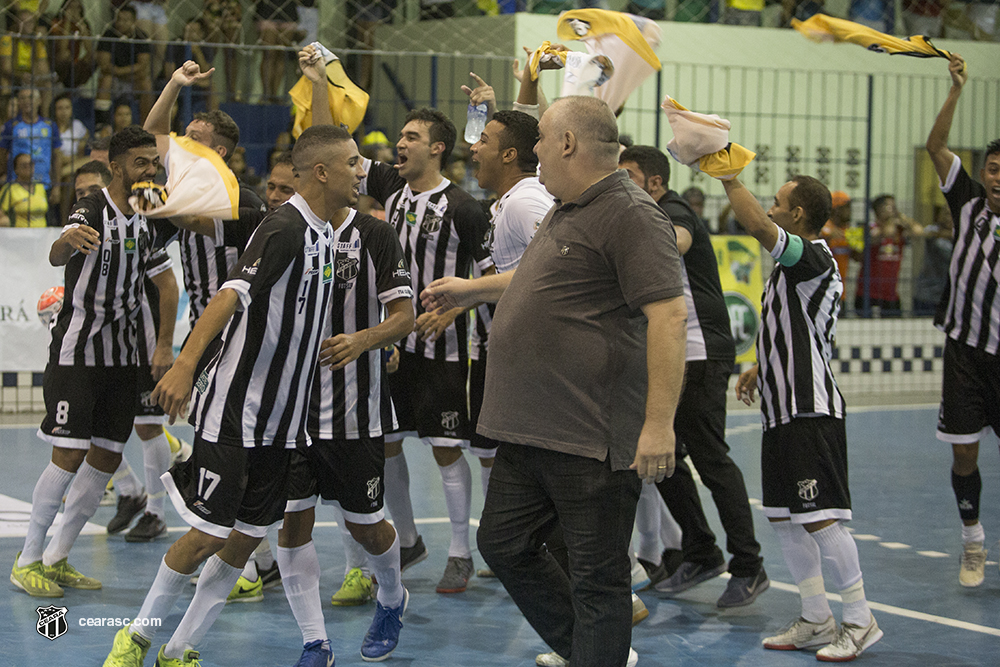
[478,170,684,470]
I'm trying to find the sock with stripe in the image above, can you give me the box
[383,449,418,548]
[43,461,113,566]
[812,522,871,626]
[140,433,171,519]
[368,529,405,609]
[164,554,243,659]
[438,455,472,559]
[277,542,328,645]
[952,468,981,523]
[132,557,189,642]
[771,520,832,623]
[21,462,75,564]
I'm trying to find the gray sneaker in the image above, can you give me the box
[717,568,769,608]
[124,512,167,542]
[654,560,727,595]
[107,494,146,534]
[435,556,473,593]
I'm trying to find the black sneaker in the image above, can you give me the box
[257,561,282,590]
[124,512,167,542]
[640,548,685,588]
[653,560,727,595]
[107,494,146,534]
[717,568,769,608]
[399,535,428,572]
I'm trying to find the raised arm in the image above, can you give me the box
[299,46,333,127]
[721,177,779,252]
[926,54,966,185]
[145,61,215,137]
[461,72,496,120]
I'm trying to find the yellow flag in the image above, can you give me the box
[792,14,952,59]
[290,58,370,138]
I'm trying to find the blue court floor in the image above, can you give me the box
[1,405,999,666]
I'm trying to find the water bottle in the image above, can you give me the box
[464,103,488,144]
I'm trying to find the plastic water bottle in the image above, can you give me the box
[464,103,488,144]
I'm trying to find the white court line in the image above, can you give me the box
[764,578,1000,637]
[879,542,911,550]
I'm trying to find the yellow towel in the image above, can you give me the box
[290,56,370,138]
[528,41,569,82]
[792,14,952,60]
[133,134,239,220]
[661,96,755,181]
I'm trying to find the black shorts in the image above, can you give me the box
[134,365,165,424]
[163,435,291,539]
[38,365,138,452]
[387,351,469,440]
[286,436,385,524]
[761,416,852,523]
[468,355,498,455]
[936,337,1000,444]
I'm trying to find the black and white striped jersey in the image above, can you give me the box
[49,189,174,367]
[359,159,493,363]
[757,227,845,430]
[308,209,413,440]
[191,194,335,448]
[470,260,493,361]
[134,248,173,367]
[174,183,266,328]
[938,155,1000,355]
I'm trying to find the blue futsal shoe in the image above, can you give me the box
[360,587,409,662]
[294,639,334,667]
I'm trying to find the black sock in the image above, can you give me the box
[952,468,982,522]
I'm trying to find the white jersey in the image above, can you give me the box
[487,177,553,273]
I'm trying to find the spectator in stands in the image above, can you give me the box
[52,92,86,221]
[723,0,764,26]
[96,4,153,124]
[255,0,303,102]
[0,152,48,227]
[821,191,856,296]
[86,135,109,164]
[131,0,168,86]
[902,0,944,37]
[850,0,892,32]
[1,8,51,108]
[855,194,924,316]
[347,0,396,90]
[112,101,134,135]
[203,0,243,104]
[163,18,216,112]
[49,0,93,90]
[913,205,954,316]
[626,0,666,20]
[945,0,998,40]
[682,186,709,227]
[0,86,60,209]
[781,0,823,27]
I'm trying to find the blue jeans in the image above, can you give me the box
[477,440,640,666]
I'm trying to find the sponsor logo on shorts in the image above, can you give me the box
[192,500,211,516]
[797,479,819,502]
[366,476,380,501]
[36,605,68,640]
[51,427,71,436]
[441,411,460,431]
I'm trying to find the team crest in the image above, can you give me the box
[421,214,442,236]
[440,411,460,431]
[797,479,819,502]
[36,605,68,640]
[140,391,156,409]
[336,257,359,282]
[366,476,380,501]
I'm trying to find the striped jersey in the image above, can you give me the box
[938,155,1000,355]
[486,176,553,273]
[757,227,845,430]
[49,189,174,367]
[191,194,335,448]
[359,159,493,362]
[308,210,413,440]
[134,249,173,366]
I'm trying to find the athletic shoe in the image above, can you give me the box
[631,558,650,592]
[476,567,496,578]
[639,548,684,589]
[124,512,167,543]
[631,592,649,626]
[227,575,263,603]
[44,557,102,589]
[627,647,638,667]
[360,587,408,661]
[100,486,116,507]
[435,556,473,594]
[959,542,987,587]
[654,560,727,595]
[294,639,334,667]
[103,624,151,667]
[10,552,63,598]
[331,567,374,606]
[399,535,428,572]
[107,494,147,534]
[164,429,192,464]
[717,568,770,608]
[535,647,637,666]
[258,561,282,589]
[816,615,883,662]
[154,645,201,666]
[762,616,837,651]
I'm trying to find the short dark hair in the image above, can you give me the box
[789,175,832,234]
[871,194,894,218]
[491,110,539,173]
[618,133,634,149]
[88,136,111,153]
[75,160,112,185]
[986,139,1000,160]
[682,186,705,205]
[619,145,671,186]
[292,125,353,172]
[12,152,32,167]
[116,4,137,19]
[193,111,240,162]
[404,108,456,170]
[271,150,295,171]
[109,125,156,164]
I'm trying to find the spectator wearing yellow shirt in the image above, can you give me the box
[723,0,764,25]
[0,9,51,108]
[0,152,48,227]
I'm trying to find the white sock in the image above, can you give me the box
[164,554,242,658]
[962,522,985,545]
[255,538,275,570]
[480,462,492,499]
[771,521,832,623]
[277,542,328,645]
[335,505,369,574]
[383,449,418,548]
[635,483,663,564]
[812,522,871,626]
[659,499,683,551]
[113,455,143,498]
[140,433,171,519]
[439,455,472,559]
[240,551,259,582]
[43,461,113,566]
[21,462,75,564]
[133,557,190,641]
[368,530,405,609]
